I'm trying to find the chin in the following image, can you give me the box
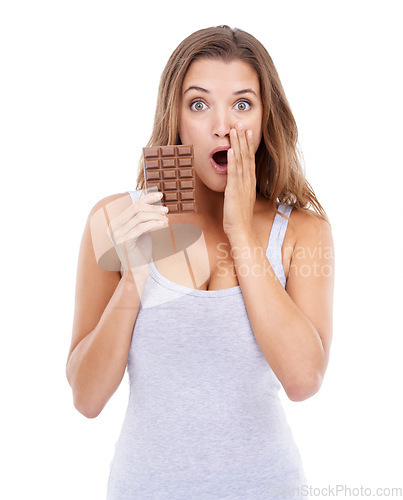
[208,184,226,193]
[205,182,227,195]
[196,171,227,193]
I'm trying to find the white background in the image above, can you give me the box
[1,1,402,499]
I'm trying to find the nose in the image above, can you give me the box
[212,108,232,139]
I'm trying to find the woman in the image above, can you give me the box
[66,25,334,499]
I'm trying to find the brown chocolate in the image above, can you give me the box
[143,145,197,213]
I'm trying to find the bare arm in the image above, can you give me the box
[222,123,334,402]
[228,210,335,402]
[66,191,167,418]
[66,276,141,419]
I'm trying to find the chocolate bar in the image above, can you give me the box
[143,145,197,213]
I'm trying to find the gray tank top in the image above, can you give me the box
[107,190,308,499]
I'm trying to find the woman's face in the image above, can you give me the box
[178,58,263,192]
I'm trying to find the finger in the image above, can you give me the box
[144,190,163,201]
[114,220,168,249]
[110,196,167,236]
[142,191,165,211]
[139,191,165,209]
[235,123,252,185]
[230,128,242,175]
[226,148,236,187]
[246,129,256,184]
[236,122,249,165]
[109,205,167,242]
[115,211,169,243]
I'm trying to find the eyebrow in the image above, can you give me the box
[183,86,258,98]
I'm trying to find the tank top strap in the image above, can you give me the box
[127,191,292,287]
[265,204,293,288]
[127,189,145,203]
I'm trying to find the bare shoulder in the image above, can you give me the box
[88,191,133,217]
[281,206,333,278]
[286,206,335,286]
[289,207,333,247]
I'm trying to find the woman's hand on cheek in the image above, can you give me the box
[223,123,257,240]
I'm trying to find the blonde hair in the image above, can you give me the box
[136,25,329,225]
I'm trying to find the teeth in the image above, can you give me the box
[212,159,227,172]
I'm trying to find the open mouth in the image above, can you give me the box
[212,150,228,167]
[210,147,230,174]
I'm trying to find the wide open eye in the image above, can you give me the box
[190,100,207,111]
[235,100,251,111]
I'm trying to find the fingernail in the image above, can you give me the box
[237,122,243,130]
